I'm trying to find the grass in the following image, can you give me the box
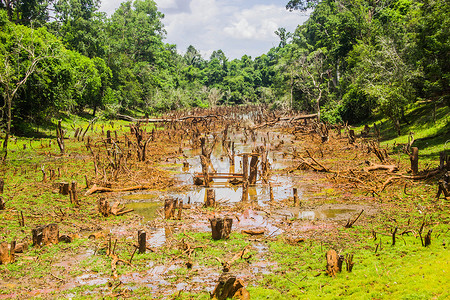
[0,105,449,299]
[353,101,450,165]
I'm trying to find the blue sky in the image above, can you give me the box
[100,0,310,59]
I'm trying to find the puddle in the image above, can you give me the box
[236,209,283,236]
[296,207,361,220]
[125,202,162,221]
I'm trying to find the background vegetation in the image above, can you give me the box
[0,0,449,135]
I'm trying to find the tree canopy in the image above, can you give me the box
[0,0,448,136]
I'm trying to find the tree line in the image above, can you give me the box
[1,0,448,138]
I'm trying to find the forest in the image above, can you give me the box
[1,0,448,134]
[0,0,449,299]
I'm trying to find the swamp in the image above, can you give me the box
[0,105,449,299]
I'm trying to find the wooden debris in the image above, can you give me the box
[98,198,133,217]
[85,184,153,195]
[436,171,450,200]
[344,209,364,228]
[210,217,233,240]
[0,196,5,210]
[241,229,264,236]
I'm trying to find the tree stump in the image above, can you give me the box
[269,183,274,203]
[424,229,432,247]
[210,218,233,240]
[106,130,112,144]
[211,273,249,300]
[241,181,248,202]
[98,197,110,216]
[0,241,15,265]
[59,182,70,195]
[348,129,355,144]
[436,171,449,199]
[164,198,177,219]
[0,196,5,210]
[32,224,59,247]
[325,249,341,276]
[293,188,299,206]
[205,189,216,207]
[70,181,78,205]
[242,154,249,184]
[248,154,259,184]
[410,147,419,175]
[138,230,146,254]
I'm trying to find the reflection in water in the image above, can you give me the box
[125,202,161,221]
[298,208,357,220]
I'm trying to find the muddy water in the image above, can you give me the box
[124,130,298,216]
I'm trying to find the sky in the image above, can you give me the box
[100,0,311,60]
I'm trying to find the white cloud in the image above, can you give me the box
[100,0,310,59]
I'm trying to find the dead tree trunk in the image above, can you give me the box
[0,196,5,210]
[0,178,4,193]
[293,188,299,206]
[164,198,177,219]
[56,119,65,154]
[210,218,233,240]
[70,181,78,205]
[249,154,259,184]
[205,189,216,207]
[138,230,146,254]
[242,154,249,184]
[410,147,419,175]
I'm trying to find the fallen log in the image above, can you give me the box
[116,114,221,123]
[85,184,152,195]
[364,164,398,173]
